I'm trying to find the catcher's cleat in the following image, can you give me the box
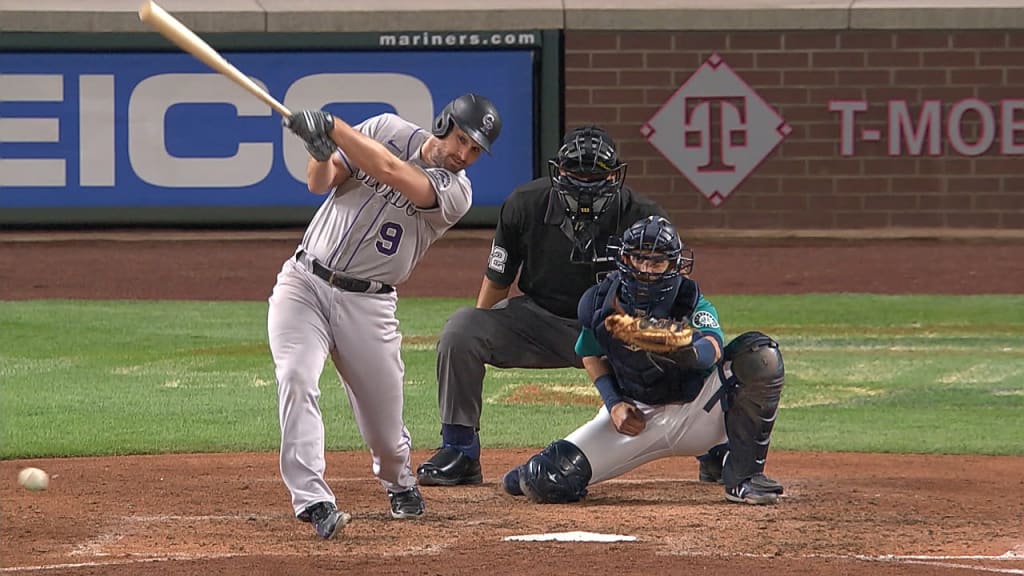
[502,466,525,496]
[698,444,728,484]
[305,501,350,539]
[698,458,724,484]
[417,446,483,486]
[725,474,784,505]
[388,487,426,519]
[747,473,784,495]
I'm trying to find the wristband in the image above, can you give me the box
[693,337,718,370]
[594,373,624,411]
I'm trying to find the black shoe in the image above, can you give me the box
[725,474,785,505]
[304,501,350,539]
[698,444,728,484]
[388,486,426,519]
[698,458,724,484]
[416,446,482,486]
[750,473,784,494]
[502,466,524,496]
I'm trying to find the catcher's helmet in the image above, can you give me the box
[616,216,693,315]
[431,93,502,153]
[548,125,627,223]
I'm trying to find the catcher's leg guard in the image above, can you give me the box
[721,332,785,490]
[518,440,592,504]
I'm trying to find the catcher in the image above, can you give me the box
[502,215,786,505]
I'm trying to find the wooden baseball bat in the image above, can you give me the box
[137,0,292,118]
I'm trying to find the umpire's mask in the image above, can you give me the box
[549,126,627,263]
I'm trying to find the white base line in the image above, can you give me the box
[0,554,244,573]
[866,552,1024,561]
[894,561,1024,575]
[855,551,1024,576]
[664,550,1024,575]
[4,546,1021,574]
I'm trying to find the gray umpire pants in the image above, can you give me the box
[437,296,583,429]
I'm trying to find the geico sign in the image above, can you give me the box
[830,99,1024,157]
[0,73,433,188]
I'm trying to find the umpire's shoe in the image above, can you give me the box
[304,501,350,539]
[725,474,785,505]
[417,446,483,486]
[388,486,426,519]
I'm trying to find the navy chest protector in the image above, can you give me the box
[589,274,707,405]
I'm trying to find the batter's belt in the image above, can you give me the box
[295,250,394,294]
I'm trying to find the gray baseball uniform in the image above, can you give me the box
[565,369,728,484]
[268,113,471,517]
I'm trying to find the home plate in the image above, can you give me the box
[503,531,637,543]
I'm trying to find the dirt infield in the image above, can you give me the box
[2,229,1024,299]
[2,231,1023,575]
[3,451,1023,576]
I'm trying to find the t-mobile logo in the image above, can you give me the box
[684,96,748,173]
[642,54,790,207]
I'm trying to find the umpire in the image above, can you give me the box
[417,125,668,485]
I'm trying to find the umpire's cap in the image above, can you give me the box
[431,93,502,153]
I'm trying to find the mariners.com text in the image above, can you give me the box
[378,32,539,48]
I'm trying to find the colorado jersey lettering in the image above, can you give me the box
[299,113,472,285]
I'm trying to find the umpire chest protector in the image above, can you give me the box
[588,273,706,405]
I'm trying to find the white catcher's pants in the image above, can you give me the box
[565,369,729,485]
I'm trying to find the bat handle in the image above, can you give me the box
[270,101,292,118]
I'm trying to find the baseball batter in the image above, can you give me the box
[271,94,502,539]
[501,216,787,505]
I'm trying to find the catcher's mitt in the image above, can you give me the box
[604,313,694,353]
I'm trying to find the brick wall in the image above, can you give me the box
[564,31,1024,230]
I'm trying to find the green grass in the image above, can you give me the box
[2,296,1022,459]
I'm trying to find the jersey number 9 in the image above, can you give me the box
[376,222,404,256]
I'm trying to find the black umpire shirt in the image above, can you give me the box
[484,177,668,319]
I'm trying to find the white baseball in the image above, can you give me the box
[17,467,49,491]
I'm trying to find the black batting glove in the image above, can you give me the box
[286,109,334,139]
[285,110,337,162]
[304,135,337,162]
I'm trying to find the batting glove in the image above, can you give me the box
[286,110,337,162]
[304,135,337,162]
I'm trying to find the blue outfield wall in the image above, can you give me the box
[0,50,536,218]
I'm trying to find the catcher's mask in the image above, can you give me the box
[616,216,694,316]
[548,125,627,263]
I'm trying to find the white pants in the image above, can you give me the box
[565,369,728,484]
[268,259,416,516]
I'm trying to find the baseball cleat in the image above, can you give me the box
[698,444,728,484]
[502,466,524,496]
[305,501,350,539]
[416,446,483,486]
[698,457,724,484]
[725,474,784,505]
[748,473,784,495]
[388,486,426,519]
